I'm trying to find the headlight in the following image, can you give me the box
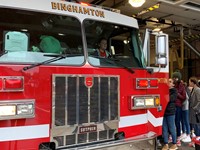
[17,103,34,115]
[134,98,145,107]
[0,100,35,120]
[130,95,160,110]
[145,98,155,106]
[0,105,16,116]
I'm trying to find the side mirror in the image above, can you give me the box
[155,34,168,66]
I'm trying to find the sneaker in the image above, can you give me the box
[180,133,187,140]
[182,135,191,142]
[157,139,162,147]
[169,144,178,150]
[189,142,195,147]
[162,144,169,150]
[176,140,181,147]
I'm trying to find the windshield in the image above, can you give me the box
[84,19,145,68]
[0,8,84,65]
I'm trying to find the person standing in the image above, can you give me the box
[188,77,200,137]
[172,71,186,146]
[162,78,178,150]
[181,82,191,143]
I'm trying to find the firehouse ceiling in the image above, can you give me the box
[81,0,200,39]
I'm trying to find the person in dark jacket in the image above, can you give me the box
[172,71,186,146]
[162,78,178,150]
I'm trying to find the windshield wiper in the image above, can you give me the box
[0,51,8,57]
[90,55,134,74]
[109,57,135,74]
[22,54,81,71]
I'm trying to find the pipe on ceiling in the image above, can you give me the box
[184,40,200,57]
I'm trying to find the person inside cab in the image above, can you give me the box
[93,38,111,58]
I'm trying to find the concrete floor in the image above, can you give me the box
[158,141,196,150]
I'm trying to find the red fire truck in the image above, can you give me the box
[0,0,169,149]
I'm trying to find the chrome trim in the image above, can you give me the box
[0,99,35,120]
[0,76,24,92]
[58,132,157,150]
[136,78,158,89]
[130,95,160,110]
[51,74,120,148]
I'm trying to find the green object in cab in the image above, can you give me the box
[40,36,61,54]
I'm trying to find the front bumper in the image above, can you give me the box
[59,132,157,150]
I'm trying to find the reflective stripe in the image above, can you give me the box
[119,114,147,128]
[119,111,163,128]
[0,124,49,142]
[147,110,163,127]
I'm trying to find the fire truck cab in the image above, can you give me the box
[0,0,169,149]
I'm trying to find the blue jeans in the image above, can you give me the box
[182,110,190,135]
[162,115,177,144]
[175,106,182,137]
[181,112,185,133]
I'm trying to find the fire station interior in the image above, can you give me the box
[80,0,200,82]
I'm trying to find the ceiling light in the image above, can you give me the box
[153,27,161,32]
[58,33,65,36]
[123,40,129,44]
[129,0,146,7]
[21,29,28,32]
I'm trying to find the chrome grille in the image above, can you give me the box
[66,135,76,145]
[78,133,87,144]
[99,130,108,140]
[89,132,97,142]
[51,75,119,148]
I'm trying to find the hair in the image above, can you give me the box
[98,37,107,43]
[189,76,198,85]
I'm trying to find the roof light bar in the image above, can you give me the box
[80,2,89,6]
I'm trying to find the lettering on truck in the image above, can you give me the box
[51,2,105,18]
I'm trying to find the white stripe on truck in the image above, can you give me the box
[119,110,163,128]
[0,124,49,141]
